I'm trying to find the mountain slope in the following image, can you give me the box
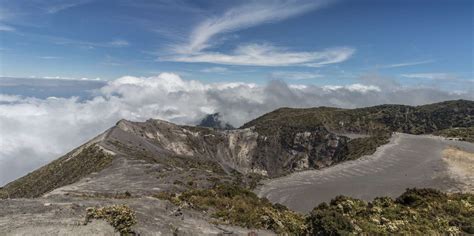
[242,99,473,135]
[0,134,113,198]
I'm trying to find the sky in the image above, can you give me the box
[0,0,472,86]
[0,0,473,185]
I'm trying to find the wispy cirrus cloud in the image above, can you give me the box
[401,73,454,80]
[166,43,355,67]
[108,39,130,47]
[380,59,434,68]
[38,56,62,60]
[175,0,327,54]
[51,36,130,48]
[201,67,229,73]
[269,71,322,80]
[0,0,92,30]
[45,1,88,14]
[163,0,354,67]
[0,24,15,32]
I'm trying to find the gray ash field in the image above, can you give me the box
[257,133,474,213]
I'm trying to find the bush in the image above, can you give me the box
[85,204,137,235]
[306,207,355,235]
[155,184,306,234]
[395,188,447,207]
[306,188,473,234]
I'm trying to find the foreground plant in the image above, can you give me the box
[85,204,137,235]
[307,188,474,235]
[155,184,306,234]
[158,186,474,235]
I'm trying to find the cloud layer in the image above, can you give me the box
[1,73,472,185]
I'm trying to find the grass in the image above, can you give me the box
[84,204,137,235]
[0,145,113,198]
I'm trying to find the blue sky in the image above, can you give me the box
[0,0,472,88]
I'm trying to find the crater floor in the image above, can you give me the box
[256,133,474,213]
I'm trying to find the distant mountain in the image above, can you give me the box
[1,99,472,200]
[198,113,234,130]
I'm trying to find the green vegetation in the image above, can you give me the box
[85,204,137,235]
[0,145,113,198]
[307,188,474,235]
[158,186,474,235]
[434,127,474,143]
[154,184,306,234]
[243,100,473,135]
[345,135,390,160]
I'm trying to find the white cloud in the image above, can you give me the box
[270,71,322,80]
[163,0,354,67]
[108,39,130,47]
[47,36,130,49]
[0,23,15,31]
[45,1,89,14]
[166,44,355,67]
[38,56,62,60]
[345,84,381,93]
[1,73,471,185]
[201,67,229,73]
[35,76,102,81]
[401,73,454,80]
[176,0,327,54]
[380,60,434,68]
[0,94,22,103]
[322,84,381,93]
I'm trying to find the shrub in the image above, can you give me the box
[395,188,447,207]
[155,184,306,234]
[85,204,137,235]
[306,206,355,235]
[306,188,473,234]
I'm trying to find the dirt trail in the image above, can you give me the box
[256,133,474,213]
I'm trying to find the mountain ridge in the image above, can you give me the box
[1,99,473,199]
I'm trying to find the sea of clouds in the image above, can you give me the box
[0,73,472,185]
